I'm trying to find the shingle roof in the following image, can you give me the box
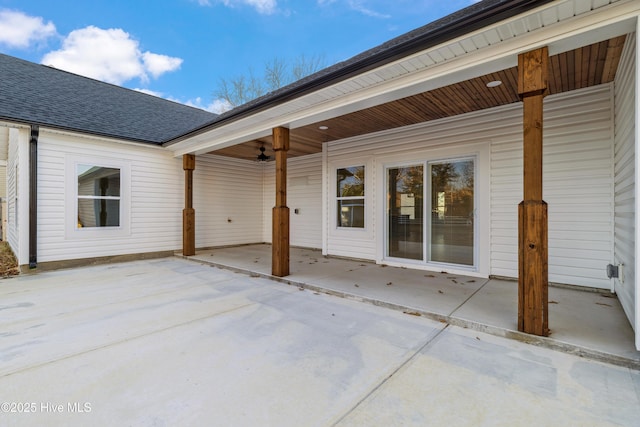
[0,54,216,144]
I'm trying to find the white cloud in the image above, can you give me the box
[133,88,164,97]
[142,52,183,78]
[316,0,390,18]
[243,0,277,14]
[41,26,182,85]
[180,97,232,114]
[347,0,390,18]
[132,91,226,114]
[197,0,277,15]
[0,9,56,48]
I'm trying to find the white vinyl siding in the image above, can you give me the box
[37,131,183,262]
[327,122,491,267]
[6,127,28,264]
[327,84,614,288]
[193,154,263,248]
[492,84,614,289]
[32,133,266,263]
[614,33,636,328]
[263,153,323,249]
[326,156,376,261]
[6,129,18,253]
[0,165,7,199]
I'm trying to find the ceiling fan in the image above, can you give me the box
[257,144,270,162]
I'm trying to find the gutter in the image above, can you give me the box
[29,125,38,268]
[165,0,556,146]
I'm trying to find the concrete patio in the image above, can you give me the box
[186,244,640,368]
[1,256,639,426]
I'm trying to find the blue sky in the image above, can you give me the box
[0,0,479,112]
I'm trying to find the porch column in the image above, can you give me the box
[517,47,549,336]
[272,127,290,277]
[183,154,196,256]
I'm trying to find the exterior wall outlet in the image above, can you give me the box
[606,263,623,283]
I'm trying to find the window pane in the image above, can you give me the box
[430,159,474,265]
[77,164,121,228]
[77,165,120,197]
[388,165,423,260]
[337,199,364,228]
[337,166,365,197]
[78,199,120,228]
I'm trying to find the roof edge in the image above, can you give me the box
[0,116,165,146]
[165,0,556,147]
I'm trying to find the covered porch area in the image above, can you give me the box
[183,244,640,368]
[168,0,640,352]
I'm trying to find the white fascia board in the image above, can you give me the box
[41,127,167,151]
[169,0,640,157]
[0,121,30,130]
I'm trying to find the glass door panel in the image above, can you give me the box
[387,165,424,260]
[430,159,474,265]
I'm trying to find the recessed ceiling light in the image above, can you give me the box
[486,80,502,88]
[318,125,329,130]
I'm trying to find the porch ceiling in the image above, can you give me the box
[211,35,626,162]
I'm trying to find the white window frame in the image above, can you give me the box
[329,157,373,237]
[376,143,490,277]
[336,165,366,229]
[65,155,131,240]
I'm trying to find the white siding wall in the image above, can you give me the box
[614,33,636,327]
[325,153,377,261]
[193,154,263,247]
[6,127,28,264]
[326,85,614,288]
[37,131,184,262]
[0,127,8,161]
[262,153,323,249]
[0,165,7,199]
[262,162,274,243]
[492,85,614,289]
[23,133,266,264]
[326,114,495,266]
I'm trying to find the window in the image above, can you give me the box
[77,165,121,228]
[336,165,365,228]
[65,157,130,239]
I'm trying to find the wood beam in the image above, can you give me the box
[517,47,549,337]
[183,154,196,257]
[272,127,290,277]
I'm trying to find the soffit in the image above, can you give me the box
[214,35,626,161]
[168,0,637,158]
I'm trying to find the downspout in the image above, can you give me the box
[29,125,38,269]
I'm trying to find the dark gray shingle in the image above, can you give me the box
[0,54,216,144]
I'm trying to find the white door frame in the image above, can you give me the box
[376,142,490,278]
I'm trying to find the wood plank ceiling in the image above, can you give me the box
[212,35,626,161]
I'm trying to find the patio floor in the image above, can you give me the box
[184,244,639,368]
[3,257,639,425]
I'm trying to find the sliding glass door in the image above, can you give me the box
[386,158,475,267]
[387,165,424,260]
[430,159,474,266]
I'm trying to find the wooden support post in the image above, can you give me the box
[183,154,196,256]
[272,127,290,277]
[517,47,549,336]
